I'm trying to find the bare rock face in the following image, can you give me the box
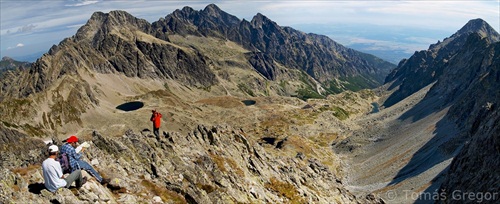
[0,125,382,203]
[435,36,500,203]
[0,10,217,101]
[156,4,395,92]
[384,18,500,107]
[246,52,277,80]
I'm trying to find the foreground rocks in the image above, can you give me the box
[0,125,383,203]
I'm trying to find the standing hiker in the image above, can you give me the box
[150,109,162,137]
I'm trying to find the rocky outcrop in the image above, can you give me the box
[0,125,46,169]
[0,125,382,203]
[246,52,277,80]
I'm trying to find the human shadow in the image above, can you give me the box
[28,183,45,194]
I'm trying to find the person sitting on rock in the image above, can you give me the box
[42,145,86,192]
[60,135,110,185]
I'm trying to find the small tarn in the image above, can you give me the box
[116,101,144,112]
[370,102,380,113]
[242,100,256,106]
[261,137,276,145]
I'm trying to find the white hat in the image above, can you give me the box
[48,145,59,153]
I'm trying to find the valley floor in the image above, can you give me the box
[337,84,462,203]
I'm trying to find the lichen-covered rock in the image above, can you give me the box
[0,124,378,203]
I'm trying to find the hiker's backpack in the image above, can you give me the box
[57,152,71,174]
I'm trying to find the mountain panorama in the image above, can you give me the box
[0,4,499,203]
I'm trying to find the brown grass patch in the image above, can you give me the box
[311,132,339,147]
[425,124,437,133]
[11,164,41,176]
[258,113,291,136]
[196,96,244,108]
[226,158,245,177]
[265,177,305,204]
[288,109,317,125]
[208,151,244,177]
[285,136,315,156]
[196,183,216,194]
[141,179,186,203]
[209,151,227,172]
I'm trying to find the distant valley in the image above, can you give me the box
[293,23,452,64]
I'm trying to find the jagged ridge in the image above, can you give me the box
[156,4,395,92]
[383,18,500,107]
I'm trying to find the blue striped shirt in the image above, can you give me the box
[60,143,81,171]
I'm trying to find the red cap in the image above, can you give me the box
[67,135,79,143]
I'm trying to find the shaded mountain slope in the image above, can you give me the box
[335,22,500,203]
[384,18,500,107]
[436,35,500,203]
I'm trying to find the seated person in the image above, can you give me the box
[42,145,86,192]
[60,135,110,184]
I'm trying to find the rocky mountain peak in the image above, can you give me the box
[384,18,499,107]
[250,13,275,29]
[202,3,223,16]
[171,6,197,19]
[75,10,152,42]
[107,10,138,23]
[456,18,499,38]
[428,18,499,52]
[200,4,240,28]
[99,10,151,31]
[0,56,31,76]
[1,56,14,62]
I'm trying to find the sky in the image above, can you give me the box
[1,0,499,62]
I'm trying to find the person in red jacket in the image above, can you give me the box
[150,110,162,137]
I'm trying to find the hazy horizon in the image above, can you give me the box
[1,0,499,62]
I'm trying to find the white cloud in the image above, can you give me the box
[7,43,25,50]
[255,1,499,31]
[1,1,499,58]
[66,24,85,29]
[65,0,99,7]
[16,24,37,33]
